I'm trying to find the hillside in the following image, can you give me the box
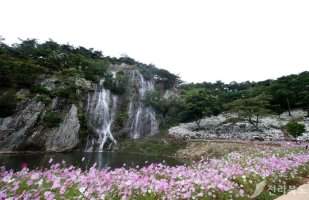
[0,38,308,152]
[0,39,180,152]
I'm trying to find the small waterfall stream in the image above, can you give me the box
[85,80,117,152]
[129,72,158,139]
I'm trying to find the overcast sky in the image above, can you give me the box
[1,0,309,83]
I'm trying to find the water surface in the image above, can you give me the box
[0,151,181,171]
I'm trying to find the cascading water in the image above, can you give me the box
[128,72,159,139]
[85,80,117,152]
[85,70,160,151]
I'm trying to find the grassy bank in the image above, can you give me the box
[176,140,281,160]
[116,134,187,157]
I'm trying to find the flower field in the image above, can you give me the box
[1,143,309,199]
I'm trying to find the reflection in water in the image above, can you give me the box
[0,152,181,171]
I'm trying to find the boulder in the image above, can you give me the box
[45,105,80,152]
[0,100,45,151]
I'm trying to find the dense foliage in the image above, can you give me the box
[179,88,219,129]
[178,72,309,124]
[0,90,17,118]
[43,111,63,128]
[0,38,180,93]
[0,38,108,91]
[223,95,272,130]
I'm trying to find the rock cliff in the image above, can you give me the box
[0,65,174,152]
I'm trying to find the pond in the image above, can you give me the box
[0,151,181,171]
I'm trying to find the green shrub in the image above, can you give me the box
[44,111,62,127]
[111,72,129,95]
[139,67,153,81]
[143,90,166,113]
[38,95,52,105]
[82,61,107,82]
[77,110,86,125]
[116,112,128,128]
[51,80,80,103]
[0,63,13,87]
[34,86,49,94]
[0,90,17,118]
[284,120,306,138]
[62,68,85,78]
[103,74,113,90]
[77,110,88,140]
[14,63,38,89]
[53,85,77,99]
[224,117,242,125]
[53,87,70,98]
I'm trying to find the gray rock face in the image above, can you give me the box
[109,63,134,71]
[0,100,45,151]
[40,76,58,91]
[46,105,80,152]
[0,97,81,152]
[0,117,13,133]
[0,66,174,152]
[163,88,179,99]
[74,77,93,90]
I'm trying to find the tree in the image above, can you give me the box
[0,36,5,46]
[269,76,298,116]
[223,95,272,131]
[153,69,181,89]
[16,38,38,57]
[291,72,309,115]
[180,88,219,129]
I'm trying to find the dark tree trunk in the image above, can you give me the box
[256,115,259,130]
[195,119,201,130]
[248,116,259,131]
[286,98,291,116]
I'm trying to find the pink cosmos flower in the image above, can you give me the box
[21,162,28,169]
[44,191,55,200]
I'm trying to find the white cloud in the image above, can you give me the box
[1,0,308,83]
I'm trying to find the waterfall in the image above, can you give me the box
[85,70,160,150]
[85,80,117,152]
[129,72,159,139]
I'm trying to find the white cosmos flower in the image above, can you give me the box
[37,179,43,186]
[79,187,86,194]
